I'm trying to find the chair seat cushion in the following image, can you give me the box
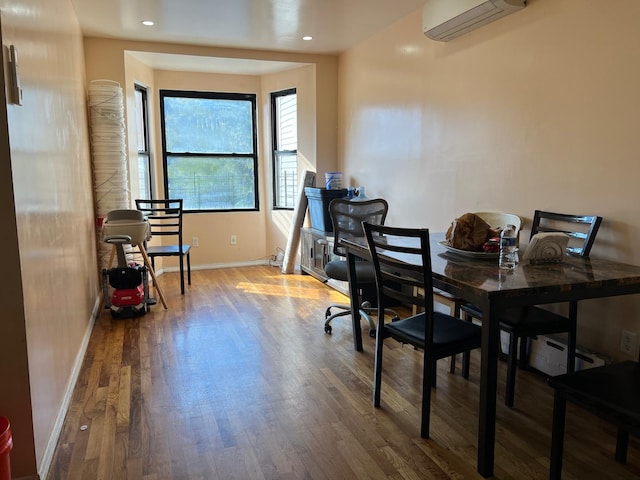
[386,312,482,357]
[324,259,375,283]
[462,302,570,336]
[500,306,569,335]
[147,245,191,256]
[549,361,640,424]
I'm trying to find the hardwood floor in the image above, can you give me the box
[48,266,639,479]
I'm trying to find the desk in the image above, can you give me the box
[341,232,640,478]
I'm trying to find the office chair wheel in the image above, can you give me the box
[325,307,332,318]
[369,329,376,337]
[324,324,332,334]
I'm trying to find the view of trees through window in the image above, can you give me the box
[160,90,259,211]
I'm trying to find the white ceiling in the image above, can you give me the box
[71,0,426,74]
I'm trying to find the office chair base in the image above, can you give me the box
[324,306,377,337]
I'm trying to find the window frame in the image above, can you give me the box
[271,88,298,210]
[134,84,153,200]
[159,89,260,213]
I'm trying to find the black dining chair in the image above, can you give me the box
[363,222,482,439]
[323,198,390,337]
[135,199,192,295]
[461,210,602,407]
[548,357,640,479]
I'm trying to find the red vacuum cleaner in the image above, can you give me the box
[101,210,156,318]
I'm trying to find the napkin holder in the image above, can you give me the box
[522,232,570,264]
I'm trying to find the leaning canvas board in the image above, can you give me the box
[282,170,316,274]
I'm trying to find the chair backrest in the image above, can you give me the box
[135,199,185,246]
[363,222,434,323]
[530,210,602,257]
[329,198,388,258]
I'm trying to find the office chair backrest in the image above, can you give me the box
[530,210,602,257]
[329,198,388,258]
[135,199,185,246]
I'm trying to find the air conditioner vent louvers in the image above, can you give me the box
[423,0,525,42]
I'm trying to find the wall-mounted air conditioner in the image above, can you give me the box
[423,0,526,42]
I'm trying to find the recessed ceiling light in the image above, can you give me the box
[302,36,313,41]
[141,20,155,26]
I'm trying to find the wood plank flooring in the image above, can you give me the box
[47,266,639,479]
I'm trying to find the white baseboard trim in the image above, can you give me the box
[38,294,102,480]
[157,259,270,274]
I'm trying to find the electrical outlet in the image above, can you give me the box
[192,236,199,247]
[230,234,237,245]
[620,329,638,356]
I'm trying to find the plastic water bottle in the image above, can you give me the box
[353,186,367,201]
[346,187,355,200]
[499,224,518,270]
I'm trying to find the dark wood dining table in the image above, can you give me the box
[340,231,640,478]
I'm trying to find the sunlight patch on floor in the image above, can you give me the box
[235,281,338,300]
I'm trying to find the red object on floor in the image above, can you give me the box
[111,285,145,306]
[0,416,12,480]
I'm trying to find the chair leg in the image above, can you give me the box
[186,252,191,285]
[462,351,470,379]
[518,336,529,369]
[615,429,629,463]
[179,255,185,295]
[373,324,384,408]
[421,354,433,439]
[460,309,473,378]
[550,390,567,480]
[448,302,462,374]
[449,354,457,374]
[505,332,518,408]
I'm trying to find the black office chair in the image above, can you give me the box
[548,358,640,479]
[461,210,602,407]
[363,222,482,439]
[135,199,192,295]
[323,198,389,337]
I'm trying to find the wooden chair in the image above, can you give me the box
[363,222,482,438]
[323,198,390,336]
[548,359,640,479]
[461,210,602,407]
[135,199,191,295]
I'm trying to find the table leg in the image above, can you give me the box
[477,304,499,477]
[346,251,363,352]
[567,301,578,374]
[550,390,567,479]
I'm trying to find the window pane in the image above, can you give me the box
[276,94,297,151]
[274,152,297,208]
[164,97,254,154]
[134,88,146,151]
[272,90,297,209]
[167,155,256,210]
[137,153,151,199]
[160,91,259,212]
